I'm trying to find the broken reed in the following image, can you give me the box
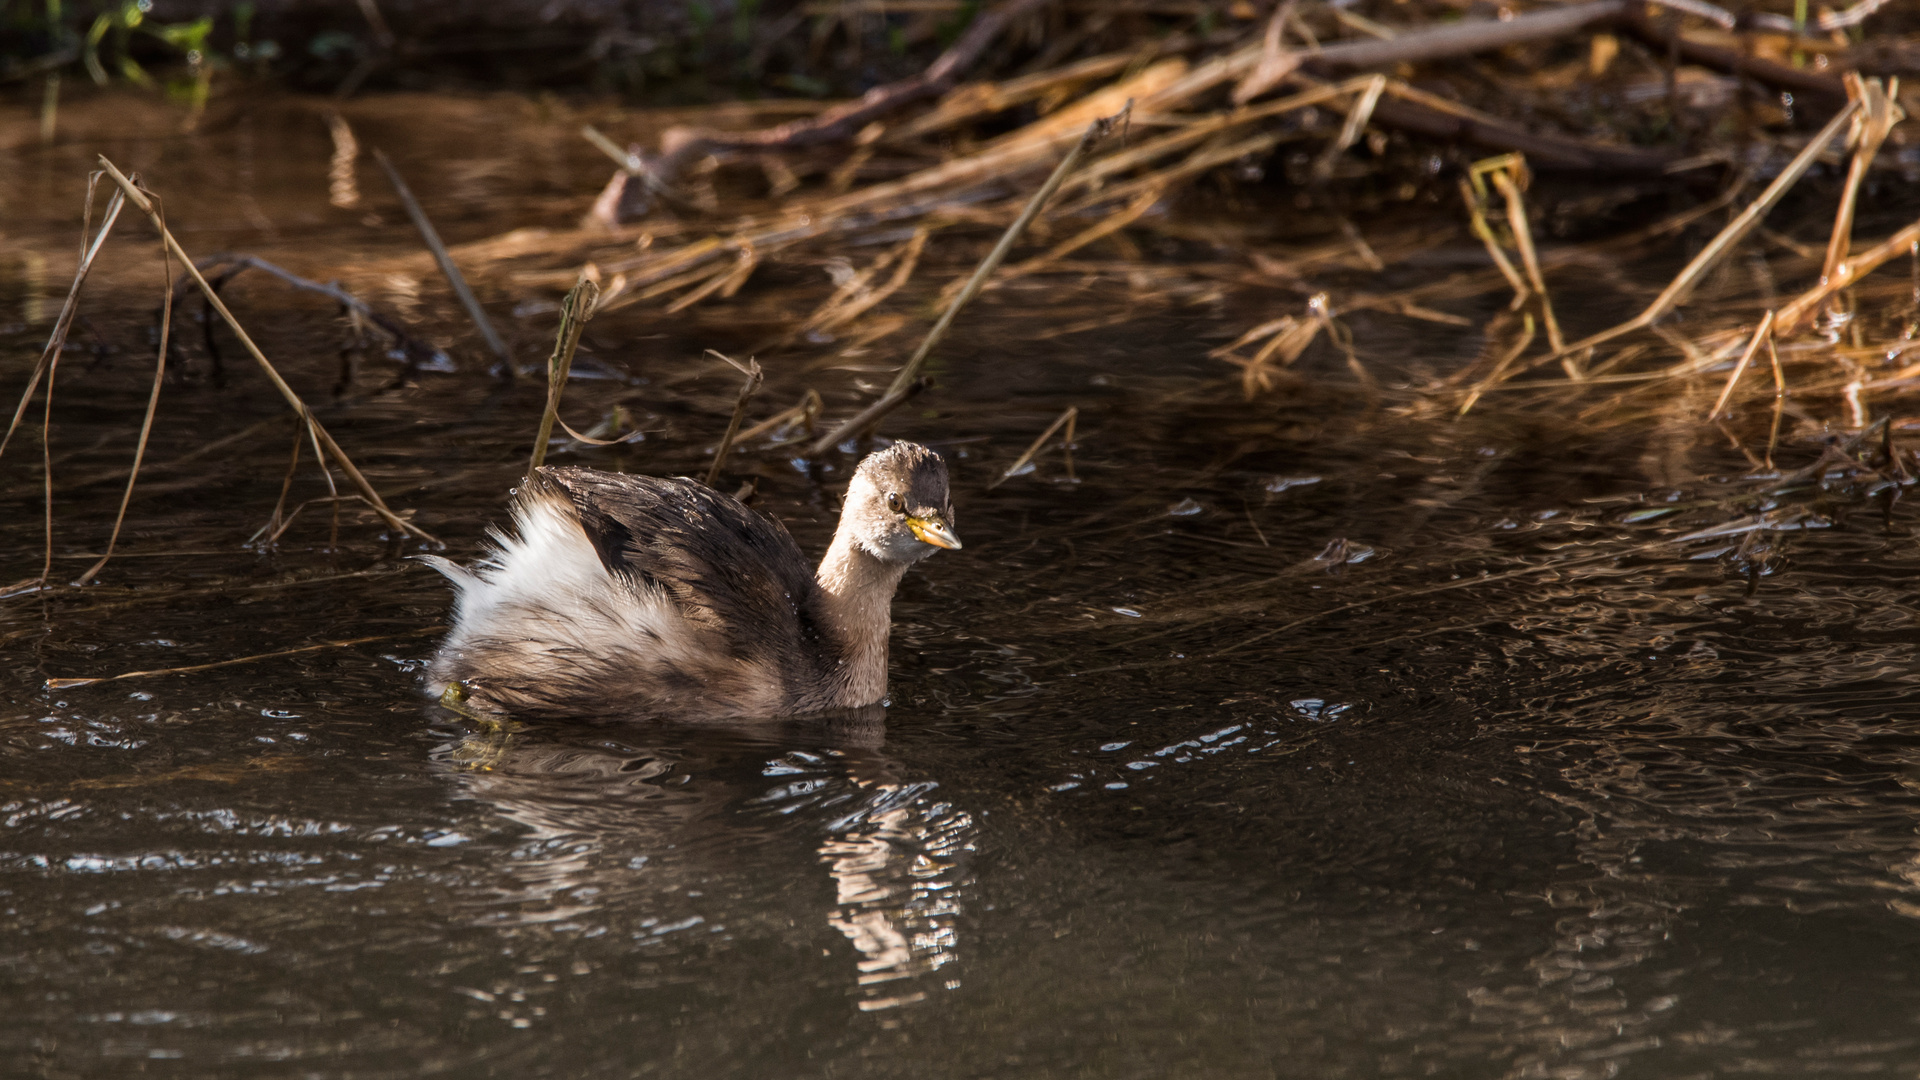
[529,274,601,475]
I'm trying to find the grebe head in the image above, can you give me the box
[843,442,960,564]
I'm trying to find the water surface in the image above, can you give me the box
[6,90,1920,1079]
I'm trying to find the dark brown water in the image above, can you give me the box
[7,90,1920,1079]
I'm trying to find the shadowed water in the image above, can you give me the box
[6,90,1920,1079]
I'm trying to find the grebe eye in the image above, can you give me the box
[886,492,903,514]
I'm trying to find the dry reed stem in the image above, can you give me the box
[1339,219,1384,272]
[891,46,1150,141]
[1819,76,1903,284]
[811,123,1092,221]
[666,246,758,313]
[800,243,912,333]
[1766,334,1787,468]
[18,176,132,591]
[804,378,928,459]
[1458,177,1530,310]
[877,108,1126,406]
[371,148,515,377]
[1488,168,1566,360]
[1057,128,1291,218]
[1003,185,1165,284]
[1544,100,1861,363]
[990,405,1082,490]
[604,236,730,290]
[1228,305,1328,399]
[38,306,57,585]
[822,129,876,195]
[1709,310,1777,419]
[251,493,384,550]
[1457,313,1536,416]
[96,156,440,546]
[44,628,443,690]
[704,351,764,487]
[985,58,1182,155]
[1,177,126,464]
[528,274,600,475]
[732,389,824,446]
[1459,155,1565,363]
[581,123,643,175]
[1232,0,1302,105]
[586,190,967,300]
[814,227,930,334]
[774,229,931,353]
[1777,217,1920,335]
[990,407,1079,490]
[73,214,175,587]
[597,253,735,313]
[254,424,306,547]
[1209,316,1298,360]
[304,413,342,551]
[1312,74,1386,180]
[1062,409,1077,482]
[1062,81,1359,200]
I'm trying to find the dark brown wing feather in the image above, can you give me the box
[534,466,830,685]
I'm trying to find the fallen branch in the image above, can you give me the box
[1616,8,1850,114]
[593,0,1056,223]
[185,254,450,376]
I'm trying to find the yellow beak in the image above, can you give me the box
[906,516,962,550]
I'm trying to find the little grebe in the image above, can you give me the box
[425,442,959,719]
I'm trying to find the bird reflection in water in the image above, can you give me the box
[815,777,972,1011]
[430,707,972,1012]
